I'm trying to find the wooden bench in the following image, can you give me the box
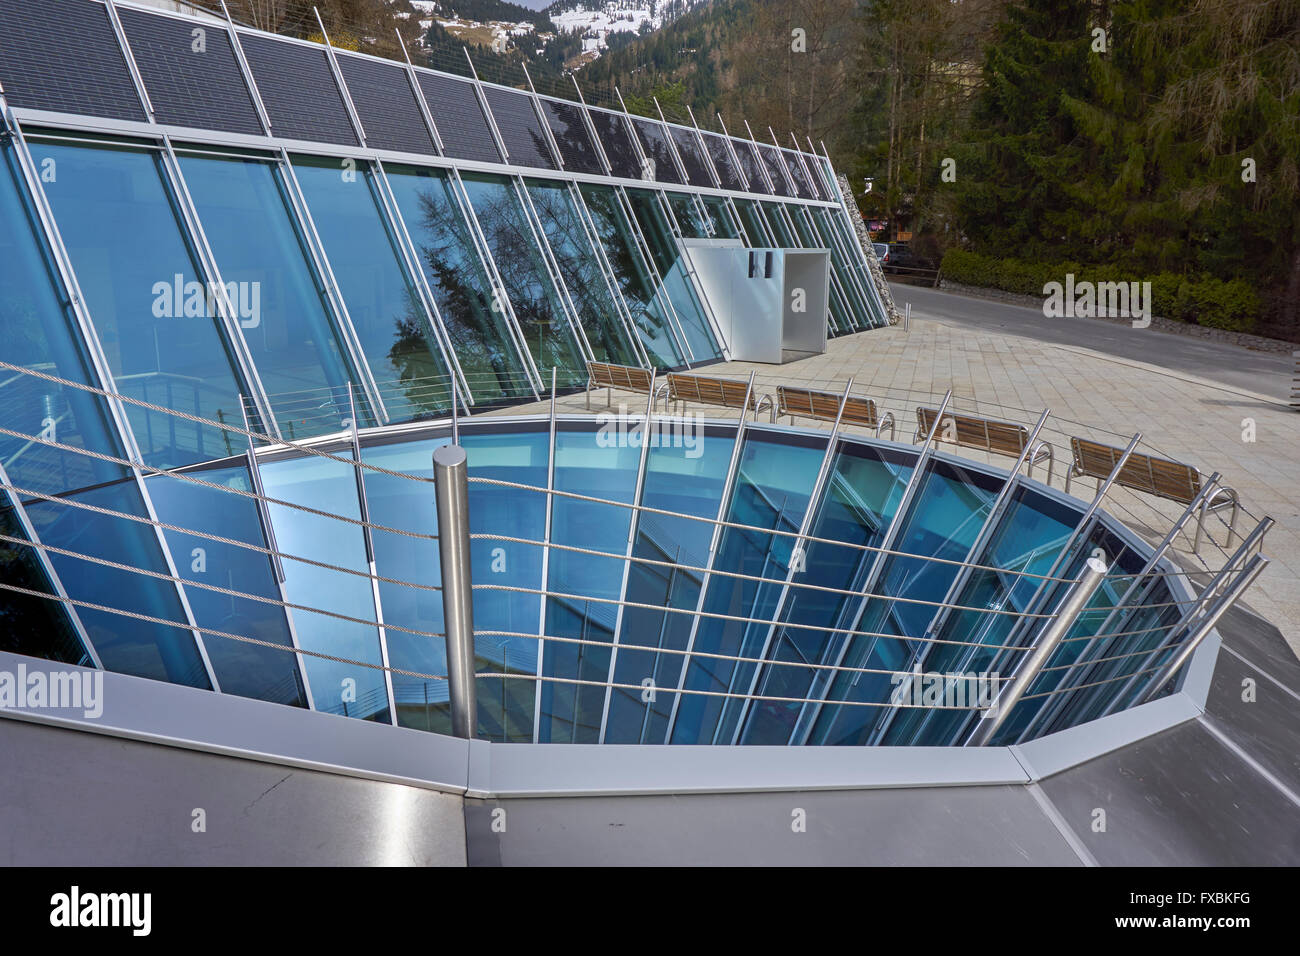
[585,361,665,410]
[664,373,775,421]
[1065,438,1239,554]
[914,407,1055,484]
[776,386,896,439]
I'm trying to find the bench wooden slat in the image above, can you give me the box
[1070,438,1201,504]
[777,386,880,429]
[916,406,1028,458]
[667,373,769,413]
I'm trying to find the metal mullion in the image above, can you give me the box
[155,132,279,437]
[820,206,878,319]
[716,114,751,192]
[653,97,691,184]
[532,377,560,743]
[790,132,822,200]
[103,0,156,122]
[464,50,510,164]
[520,64,565,172]
[614,87,652,177]
[512,176,593,362]
[615,185,695,364]
[312,9,368,148]
[570,77,613,176]
[808,136,835,196]
[448,168,542,398]
[372,161,472,413]
[567,183,652,369]
[805,204,872,327]
[6,109,221,692]
[221,4,273,136]
[0,462,102,670]
[347,387,398,725]
[1021,478,1232,738]
[720,196,747,242]
[662,374,757,743]
[277,147,388,424]
[819,140,890,324]
[727,380,855,743]
[742,120,777,193]
[396,30,444,155]
[656,189,726,353]
[792,204,852,333]
[690,195,715,239]
[688,106,723,189]
[791,390,955,744]
[597,375,658,743]
[871,410,1052,745]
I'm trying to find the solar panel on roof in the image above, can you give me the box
[481,87,556,170]
[0,0,146,122]
[587,108,641,180]
[337,53,434,155]
[630,117,682,185]
[118,7,263,136]
[415,72,501,164]
[700,132,744,191]
[540,99,603,175]
[667,126,713,187]
[758,143,793,196]
[732,139,771,195]
[782,148,818,199]
[238,33,357,146]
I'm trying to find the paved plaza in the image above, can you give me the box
[488,284,1300,655]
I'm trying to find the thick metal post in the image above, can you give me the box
[1137,554,1269,705]
[434,445,477,739]
[966,555,1109,746]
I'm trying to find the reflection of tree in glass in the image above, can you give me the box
[384,290,453,419]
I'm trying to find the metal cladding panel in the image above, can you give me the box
[238,33,358,146]
[668,126,713,187]
[0,0,146,121]
[630,116,682,185]
[701,131,744,191]
[416,72,501,164]
[481,86,556,170]
[758,143,793,197]
[337,52,434,155]
[588,107,641,180]
[732,138,771,195]
[118,8,263,136]
[783,148,818,199]
[540,98,603,175]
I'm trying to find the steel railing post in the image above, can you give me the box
[434,444,477,738]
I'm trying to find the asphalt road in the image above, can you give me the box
[889,282,1295,402]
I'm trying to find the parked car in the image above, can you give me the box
[882,243,935,274]
[873,242,889,264]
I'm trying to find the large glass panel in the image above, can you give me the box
[523,178,640,368]
[624,187,722,362]
[808,459,1002,746]
[733,198,773,247]
[291,155,453,421]
[259,454,389,722]
[539,425,641,743]
[577,183,686,369]
[740,444,914,745]
[385,164,535,406]
[31,139,248,468]
[670,432,825,745]
[666,192,709,239]
[0,496,88,665]
[701,197,741,240]
[178,151,364,439]
[147,463,307,706]
[786,203,855,334]
[458,172,587,388]
[604,429,735,744]
[812,206,885,328]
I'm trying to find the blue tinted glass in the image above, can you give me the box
[177,152,364,439]
[786,204,854,333]
[458,172,587,388]
[146,463,306,705]
[809,459,1002,746]
[31,140,249,468]
[538,425,641,743]
[259,454,389,722]
[670,433,824,745]
[740,444,914,745]
[806,206,872,329]
[576,183,686,368]
[0,145,127,497]
[0,496,89,664]
[291,155,454,421]
[624,188,721,362]
[604,429,735,744]
[522,178,640,367]
[813,206,885,327]
[462,427,550,742]
[384,164,535,405]
[25,477,210,687]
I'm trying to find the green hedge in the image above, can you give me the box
[939,249,1259,332]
